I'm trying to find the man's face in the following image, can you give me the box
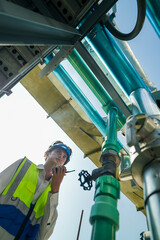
[47,147,68,167]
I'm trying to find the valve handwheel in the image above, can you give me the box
[78,170,93,190]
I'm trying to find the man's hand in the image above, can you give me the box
[50,166,66,194]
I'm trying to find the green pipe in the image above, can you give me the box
[102,107,121,153]
[107,108,117,143]
[90,107,120,240]
[67,49,126,129]
[90,176,120,240]
[68,49,111,107]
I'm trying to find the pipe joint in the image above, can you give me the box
[100,150,120,167]
[90,201,119,230]
[90,175,120,231]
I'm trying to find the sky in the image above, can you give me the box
[0,0,160,240]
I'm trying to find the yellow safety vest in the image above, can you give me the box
[0,157,51,239]
[2,157,51,218]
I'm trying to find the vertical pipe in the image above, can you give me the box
[129,87,160,239]
[90,176,120,240]
[106,108,117,144]
[90,107,120,240]
[102,107,121,153]
[130,88,160,117]
[143,159,160,240]
[76,210,84,240]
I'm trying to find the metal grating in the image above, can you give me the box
[8,0,98,26]
[0,46,51,97]
[0,0,99,97]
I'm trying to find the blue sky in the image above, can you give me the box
[0,0,160,239]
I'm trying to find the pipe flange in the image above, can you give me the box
[100,149,120,167]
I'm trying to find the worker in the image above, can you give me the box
[0,140,72,240]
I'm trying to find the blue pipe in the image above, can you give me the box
[146,0,160,38]
[45,54,106,137]
[45,54,124,151]
[86,24,150,96]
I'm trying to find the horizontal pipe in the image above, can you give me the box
[67,49,112,106]
[146,0,160,38]
[45,54,126,151]
[67,49,126,129]
[45,54,106,137]
[86,24,149,96]
[76,40,131,117]
[112,27,157,92]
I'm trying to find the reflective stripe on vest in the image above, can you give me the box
[2,157,51,219]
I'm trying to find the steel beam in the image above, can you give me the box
[79,0,117,36]
[39,46,74,78]
[0,46,56,97]
[39,0,117,77]
[75,42,131,118]
[0,0,81,45]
